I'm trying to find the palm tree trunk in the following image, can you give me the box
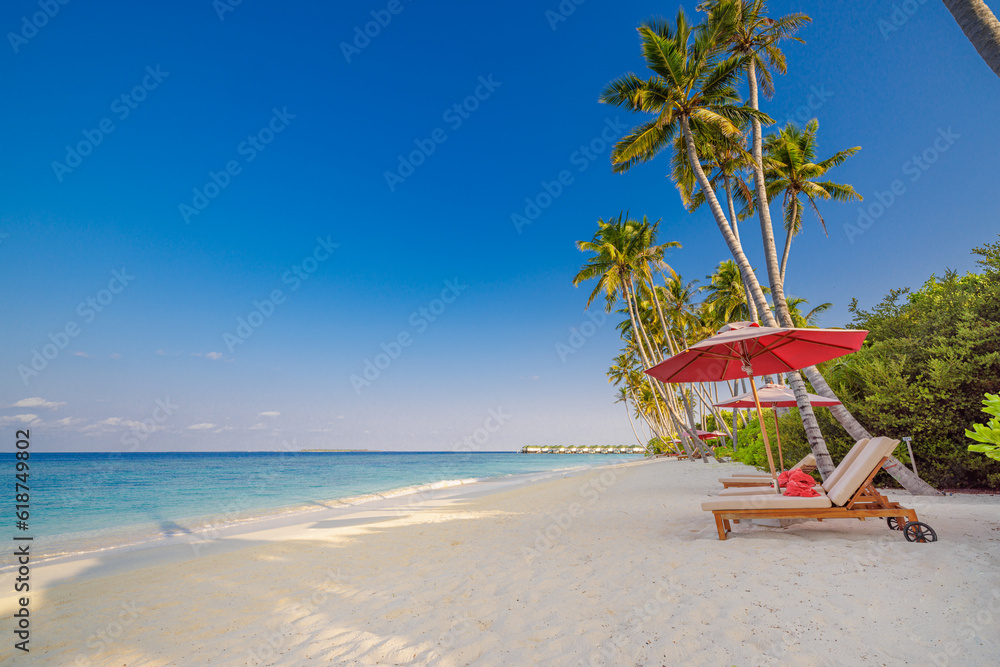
[800,365,941,495]
[627,280,664,363]
[694,382,733,440]
[655,385,697,457]
[724,175,741,245]
[779,197,797,283]
[622,285,693,453]
[624,280,708,458]
[642,374,674,441]
[724,176,759,323]
[679,386,710,462]
[941,0,1000,78]
[623,282,659,369]
[784,371,835,477]
[623,396,646,448]
[665,410,695,457]
[744,60,834,475]
[682,385,698,426]
[679,116,772,323]
[732,408,739,451]
[746,61,793,326]
[647,279,681,356]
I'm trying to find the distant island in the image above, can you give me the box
[299,449,378,453]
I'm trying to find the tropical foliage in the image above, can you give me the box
[729,239,1000,488]
[574,2,992,492]
[576,212,745,459]
[761,120,862,281]
[576,214,816,460]
[967,394,1000,462]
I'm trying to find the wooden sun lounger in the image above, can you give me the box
[702,437,937,542]
[718,453,818,488]
[718,438,870,497]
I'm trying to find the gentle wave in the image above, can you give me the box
[8,460,606,568]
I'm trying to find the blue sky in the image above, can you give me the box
[2,0,998,451]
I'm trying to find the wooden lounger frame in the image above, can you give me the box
[711,456,918,540]
[720,478,775,489]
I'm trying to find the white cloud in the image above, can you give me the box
[80,417,155,435]
[0,414,40,425]
[52,417,86,428]
[248,423,268,430]
[73,351,92,358]
[258,411,280,418]
[336,415,345,420]
[186,423,217,430]
[8,397,65,410]
[192,352,224,360]
[110,352,121,359]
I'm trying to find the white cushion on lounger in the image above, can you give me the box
[796,454,816,468]
[825,437,899,506]
[821,438,870,492]
[701,493,832,511]
[717,485,822,497]
[719,454,819,484]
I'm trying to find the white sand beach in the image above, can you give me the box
[3,458,999,666]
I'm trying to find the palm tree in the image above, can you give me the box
[575,214,701,453]
[600,10,775,322]
[763,119,862,282]
[627,286,715,459]
[614,385,647,448]
[699,0,809,324]
[696,0,871,477]
[659,275,702,346]
[672,128,762,322]
[941,0,1000,78]
[601,8,846,473]
[596,6,939,492]
[614,273,724,460]
[701,259,765,324]
[609,351,666,449]
[575,213,679,365]
[785,297,832,328]
[671,127,755,238]
[700,2,938,492]
[638,281,736,447]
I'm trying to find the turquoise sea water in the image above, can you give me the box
[11,451,640,562]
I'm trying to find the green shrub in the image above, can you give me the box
[812,237,1000,489]
[712,445,733,459]
[967,393,1000,461]
[733,408,814,472]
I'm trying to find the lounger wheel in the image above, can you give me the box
[903,521,937,543]
[886,517,903,531]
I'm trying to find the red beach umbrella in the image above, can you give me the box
[645,323,867,492]
[714,383,841,471]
